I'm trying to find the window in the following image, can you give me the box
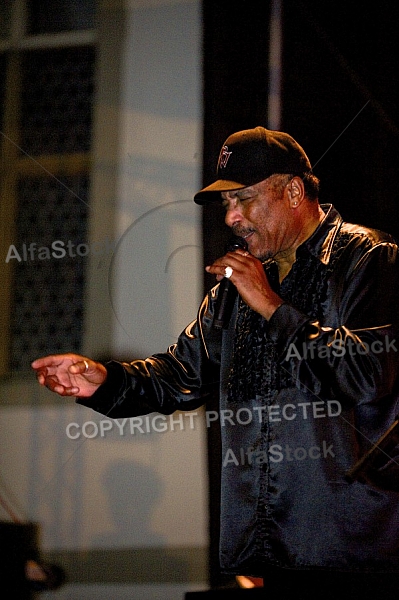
[0,0,95,375]
[27,0,95,35]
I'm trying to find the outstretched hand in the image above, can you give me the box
[31,353,107,397]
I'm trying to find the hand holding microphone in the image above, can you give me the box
[206,237,284,324]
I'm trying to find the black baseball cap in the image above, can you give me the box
[194,126,312,204]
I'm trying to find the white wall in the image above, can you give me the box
[111,0,202,356]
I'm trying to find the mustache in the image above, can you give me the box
[231,227,254,238]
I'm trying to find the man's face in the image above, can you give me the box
[221,175,297,260]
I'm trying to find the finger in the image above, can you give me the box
[235,249,250,258]
[224,250,252,265]
[31,356,59,369]
[218,250,250,266]
[206,257,246,276]
[53,385,80,396]
[57,386,80,396]
[45,377,80,396]
[35,368,58,386]
[69,360,90,375]
[205,263,231,280]
[36,371,47,386]
[31,353,82,370]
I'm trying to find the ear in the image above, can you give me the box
[286,176,305,208]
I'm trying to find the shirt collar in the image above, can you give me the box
[296,204,343,264]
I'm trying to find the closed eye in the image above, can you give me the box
[221,192,256,210]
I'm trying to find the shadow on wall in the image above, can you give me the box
[92,459,165,547]
[79,459,192,585]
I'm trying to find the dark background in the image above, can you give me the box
[201,0,399,587]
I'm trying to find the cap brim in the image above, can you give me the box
[193,179,246,204]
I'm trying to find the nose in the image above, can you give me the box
[224,202,243,229]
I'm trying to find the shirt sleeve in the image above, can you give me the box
[77,289,222,418]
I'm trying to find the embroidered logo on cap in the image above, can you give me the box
[219,145,232,168]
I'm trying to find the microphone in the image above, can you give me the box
[213,235,248,330]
